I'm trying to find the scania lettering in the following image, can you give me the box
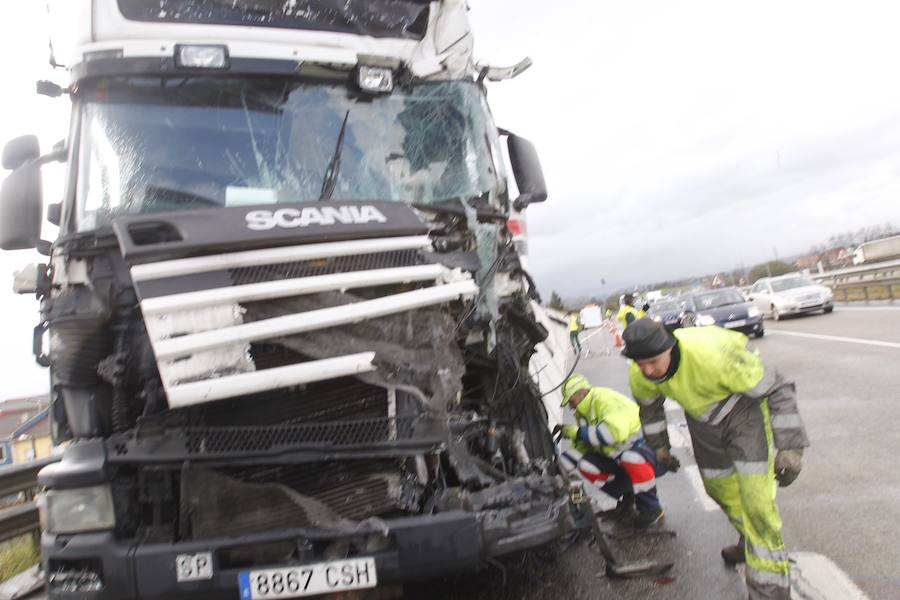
[246,205,389,231]
[0,1,570,598]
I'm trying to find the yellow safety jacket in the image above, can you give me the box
[569,315,580,332]
[628,326,766,420]
[571,387,643,457]
[617,305,645,329]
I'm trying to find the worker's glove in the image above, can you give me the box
[552,424,579,441]
[774,448,803,487]
[561,425,579,440]
[655,446,681,474]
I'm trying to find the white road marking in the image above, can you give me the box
[789,552,870,599]
[767,329,900,349]
[682,465,720,512]
[666,409,720,512]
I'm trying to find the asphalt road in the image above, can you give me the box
[415,305,900,600]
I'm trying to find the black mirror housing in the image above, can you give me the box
[2,135,40,171]
[507,134,548,211]
[0,163,43,250]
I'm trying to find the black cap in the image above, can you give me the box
[621,318,676,359]
[623,293,635,305]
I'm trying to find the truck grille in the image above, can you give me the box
[186,460,415,539]
[229,249,426,286]
[183,415,420,455]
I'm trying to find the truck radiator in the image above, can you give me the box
[186,460,412,539]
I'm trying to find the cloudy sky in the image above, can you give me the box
[468,0,900,297]
[1,0,899,397]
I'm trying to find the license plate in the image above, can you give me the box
[239,558,377,599]
[176,552,213,582]
[724,319,746,328]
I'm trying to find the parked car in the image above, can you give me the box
[681,288,765,337]
[647,297,688,332]
[748,274,834,320]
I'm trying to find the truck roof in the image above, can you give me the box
[47,0,479,82]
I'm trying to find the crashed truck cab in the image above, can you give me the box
[0,0,572,598]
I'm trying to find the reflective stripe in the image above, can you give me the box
[709,394,741,426]
[745,564,790,588]
[744,367,778,398]
[632,479,656,493]
[771,413,803,429]
[620,450,647,464]
[700,466,736,479]
[597,423,616,446]
[560,451,580,469]
[586,426,602,447]
[577,459,602,476]
[695,394,741,424]
[749,544,789,565]
[734,460,770,475]
[643,420,668,435]
[635,394,663,407]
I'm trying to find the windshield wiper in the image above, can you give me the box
[319,110,350,201]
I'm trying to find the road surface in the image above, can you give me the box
[415,305,899,600]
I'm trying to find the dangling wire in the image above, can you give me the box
[539,348,582,398]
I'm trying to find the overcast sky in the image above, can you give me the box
[1,0,900,398]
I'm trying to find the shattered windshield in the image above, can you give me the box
[74,77,503,231]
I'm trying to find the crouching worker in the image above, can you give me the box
[556,374,669,528]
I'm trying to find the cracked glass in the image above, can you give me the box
[74,77,503,231]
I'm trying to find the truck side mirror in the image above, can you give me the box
[0,162,44,250]
[507,135,548,211]
[2,135,40,170]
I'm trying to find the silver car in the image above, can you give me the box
[747,274,834,320]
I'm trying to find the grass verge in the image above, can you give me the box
[0,534,40,582]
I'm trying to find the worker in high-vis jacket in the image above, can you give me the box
[616,293,645,329]
[556,375,665,528]
[623,319,808,600]
[568,312,582,354]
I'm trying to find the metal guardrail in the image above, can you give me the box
[0,456,59,544]
[810,260,900,303]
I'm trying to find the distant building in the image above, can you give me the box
[794,248,854,272]
[794,254,820,270]
[0,395,52,465]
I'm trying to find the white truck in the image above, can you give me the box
[852,234,900,265]
[0,2,573,598]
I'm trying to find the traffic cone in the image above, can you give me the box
[614,329,623,348]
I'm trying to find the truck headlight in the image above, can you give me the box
[696,315,716,326]
[45,485,115,534]
[357,65,394,94]
[748,307,761,318]
[176,44,228,69]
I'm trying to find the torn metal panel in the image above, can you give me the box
[165,352,376,408]
[186,467,350,538]
[152,280,476,360]
[245,290,465,412]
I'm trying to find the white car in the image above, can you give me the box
[747,274,834,321]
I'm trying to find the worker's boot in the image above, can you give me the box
[597,493,635,522]
[721,535,745,565]
[633,508,665,529]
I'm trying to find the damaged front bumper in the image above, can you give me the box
[42,494,571,600]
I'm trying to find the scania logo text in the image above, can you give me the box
[245,205,388,230]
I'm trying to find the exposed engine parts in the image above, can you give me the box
[38,199,568,556]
